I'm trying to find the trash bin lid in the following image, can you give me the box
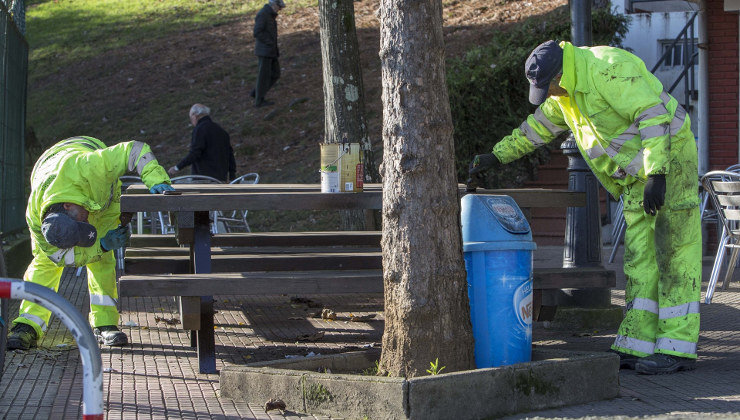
[461,194,535,246]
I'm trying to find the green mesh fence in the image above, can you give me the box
[0,3,27,235]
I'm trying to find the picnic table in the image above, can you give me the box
[119,183,612,373]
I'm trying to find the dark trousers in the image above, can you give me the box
[255,56,280,105]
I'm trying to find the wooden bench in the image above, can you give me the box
[121,231,615,325]
[119,184,613,373]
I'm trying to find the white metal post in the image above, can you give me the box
[0,278,103,419]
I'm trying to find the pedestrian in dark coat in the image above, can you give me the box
[251,0,284,107]
[168,104,237,182]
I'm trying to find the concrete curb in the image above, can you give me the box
[220,348,619,419]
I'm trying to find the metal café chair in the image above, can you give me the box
[117,176,149,272]
[162,175,224,234]
[119,176,155,235]
[608,196,626,264]
[216,173,260,233]
[700,170,740,304]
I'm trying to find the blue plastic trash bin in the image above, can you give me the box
[461,194,537,368]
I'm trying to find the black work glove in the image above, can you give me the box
[643,174,666,216]
[468,154,499,176]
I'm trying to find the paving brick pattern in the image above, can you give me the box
[1,246,739,419]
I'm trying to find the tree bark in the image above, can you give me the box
[319,0,379,230]
[378,0,475,377]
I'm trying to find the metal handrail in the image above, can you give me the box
[650,11,698,72]
[650,10,699,110]
[0,278,103,419]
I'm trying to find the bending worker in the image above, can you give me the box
[7,136,174,350]
[469,40,701,375]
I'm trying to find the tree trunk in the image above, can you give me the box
[378,0,475,377]
[319,0,378,230]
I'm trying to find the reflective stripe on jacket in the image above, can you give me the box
[492,41,697,206]
[27,136,170,267]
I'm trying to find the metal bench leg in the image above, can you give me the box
[192,211,216,373]
[196,296,216,373]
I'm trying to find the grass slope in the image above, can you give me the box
[25,0,565,230]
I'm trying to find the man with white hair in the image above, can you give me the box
[168,103,237,182]
[250,0,285,107]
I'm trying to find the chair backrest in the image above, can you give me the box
[701,171,740,237]
[170,175,223,184]
[726,164,740,173]
[230,173,260,185]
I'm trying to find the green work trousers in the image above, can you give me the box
[611,142,702,359]
[14,251,119,338]
[14,204,122,338]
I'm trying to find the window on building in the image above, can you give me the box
[659,39,698,68]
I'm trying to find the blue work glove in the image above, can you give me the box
[100,226,130,252]
[643,174,666,216]
[149,183,175,194]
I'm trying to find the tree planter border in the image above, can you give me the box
[220,348,619,419]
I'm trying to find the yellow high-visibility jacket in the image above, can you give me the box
[493,41,698,209]
[27,136,170,267]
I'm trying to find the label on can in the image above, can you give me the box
[321,171,340,193]
[356,163,364,189]
[513,281,533,328]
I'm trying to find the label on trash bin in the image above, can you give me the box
[513,281,533,328]
[483,196,529,234]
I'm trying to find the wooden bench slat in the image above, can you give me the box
[119,267,615,297]
[121,187,584,213]
[128,231,382,248]
[124,252,383,274]
[119,270,385,296]
[533,267,616,289]
[123,184,585,208]
[121,192,383,212]
[125,246,381,257]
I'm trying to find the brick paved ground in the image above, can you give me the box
[1,245,739,419]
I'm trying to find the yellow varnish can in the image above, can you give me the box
[319,143,364,193]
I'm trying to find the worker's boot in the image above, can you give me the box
[609,349,639,370]
[7,323,38,350]
[635,353,696,375]
[93,325,128,346]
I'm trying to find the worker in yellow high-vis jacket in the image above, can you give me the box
[7,136,175,350]
[469,40,701,375]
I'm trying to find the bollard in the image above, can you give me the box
[0,278,103,420]
[560,135,611,307]
[561,134,603,268]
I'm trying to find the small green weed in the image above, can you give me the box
[361,360,380,376]
[304,382,332,404]
[426,358,446,375]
